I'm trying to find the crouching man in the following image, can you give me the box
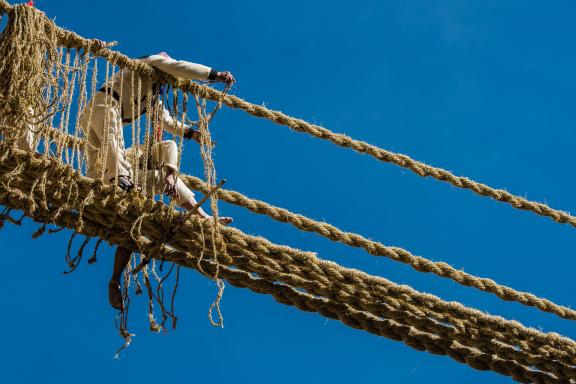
[79,52,235,310]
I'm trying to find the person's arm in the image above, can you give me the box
[156,101,203,144]
[156,100,190,137]
[143,54,214,81]
[142,54,236,84]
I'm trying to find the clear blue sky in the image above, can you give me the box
[2,1,575,383]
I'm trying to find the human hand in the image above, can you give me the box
[215,71,236,86]
[184,128,201,144]
[116,175,134,192]
[184,128,217,147]
[164,172,180,199]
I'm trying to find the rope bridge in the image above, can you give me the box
[0,2,574,383]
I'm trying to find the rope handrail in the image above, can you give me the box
[0,144,572,383]
[2,0,575,233]
[1,0,574,232]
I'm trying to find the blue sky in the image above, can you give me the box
[2,1,576,383]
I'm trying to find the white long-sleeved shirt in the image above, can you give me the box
[104,53,212,129]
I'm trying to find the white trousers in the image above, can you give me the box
[0,107,39,151]
[128,140,195,206]
[80,94,195,207]
[16,125,37,151]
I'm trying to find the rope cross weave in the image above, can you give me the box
[0,2,574,383]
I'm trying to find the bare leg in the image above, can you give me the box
[181,199,232,225]
[165,167,232,225]
[181,200,211,219]
[108,246,131,311]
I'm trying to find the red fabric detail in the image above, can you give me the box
[27,1,34,6]
[155,124,163,141]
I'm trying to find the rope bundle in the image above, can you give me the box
[0,2,574,383]
[1,144,574,383]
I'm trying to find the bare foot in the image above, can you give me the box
[108,280,123,311]
[197,214,233,226]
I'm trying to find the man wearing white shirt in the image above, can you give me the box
[80,52,235,310]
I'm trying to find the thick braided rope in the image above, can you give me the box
[0,196,567,383]
[222,242,576,365]
[4,211,561,384]
[7,124,576,326]
[1,1,573,230]
[113,194,576,366]
[168,258,566,383]
[218,234,576,363]
[193,267,567,384]
[1,144,574,372]
[4,130,574,364]
[180,174,576,322]
[0,156,567,383]
[109,183,576,366]
[218,227,576,357]
[3,123,574,363]
[119,195,576,365]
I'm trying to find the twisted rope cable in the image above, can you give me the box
[1,0,573,230]
[116,199,576,366]
[113,197,576,365]
[11,212,564,384]
[201,267,566,384]
[5,123,575,357]
[1,144,574,372]
[217,233,576,363]
[0,159,567,383]
[6,124,575,326]
[182,81,576,229]
[180,174,576,322]
[110,193,574,365]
